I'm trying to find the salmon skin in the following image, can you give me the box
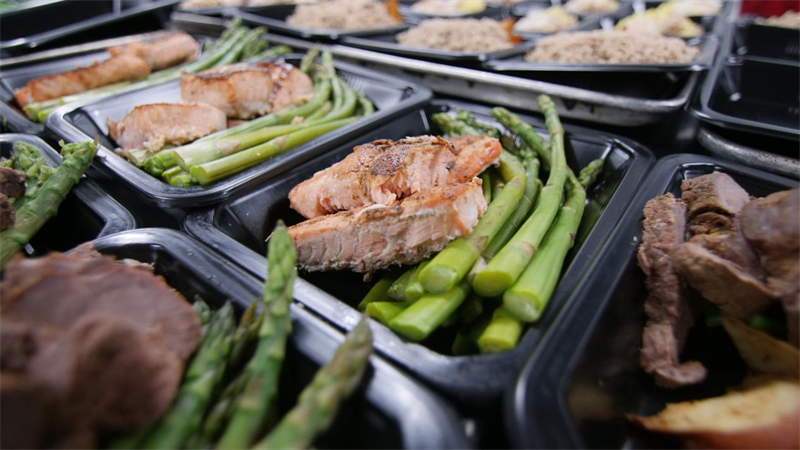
[179,61,314,120]
[287,179,487,273]
[289,135,501,219]
[108,31,199,71]
[14,55,151,107]
[107,103,227,152]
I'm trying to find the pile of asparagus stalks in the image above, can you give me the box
[111,222,373,450]
[359,95,604,355]
[24,20,292,123]
[136,46,374,187]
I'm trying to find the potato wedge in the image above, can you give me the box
[722,317,800,378]
[629,377,800,449]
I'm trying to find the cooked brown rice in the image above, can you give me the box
[397,18,513,52]
[286,0,401,30]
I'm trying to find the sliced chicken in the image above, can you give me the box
[288,179,487,273]
[289,135,501,219]
[180,61,314,120]
[107,103,227,152]
[14,54,151,107]
[107,31,198,71]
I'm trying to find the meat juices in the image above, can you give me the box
[288,180,487,273]
[637,193,707,388]
[180,62,314,120]
[107,103,227,152]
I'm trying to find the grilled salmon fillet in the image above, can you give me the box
[179,61,314,120]
[288,179,487,273]
[14,54,151,107]
[107,31,199,71]
[289,135,501,219]
[107,103,226,152]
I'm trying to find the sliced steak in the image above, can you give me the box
[740,189,800,346]
[681,172,751,228]
[0,192,15,231]
[0,373,47,450]
[636,193,707,388]
[0,317,58,372]
[0,166,27,198]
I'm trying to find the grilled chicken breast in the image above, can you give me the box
[14,55,151,107]
[289,135,501,219]
[107,31,199,71]
[288,179,487,273]
[179,61,314,120]
[107,103,226,151]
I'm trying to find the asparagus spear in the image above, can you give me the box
[307,101,333,120]
[492,179,505,199]
[458,294,484,326]
[187,370,249,449]
[0,141,96,268]
[252,319,373,450]
[503,177,586,322]
[244,44,292,63]
[578,157,604,189]
[141,302,236,449]
[193,299,213,327]
[389,280,471,342]
[477,305,524,353]
[490,107,551,171]
[403,260,430,302]
[472,96,569,297]
[216,221,296,449]
[388,268,414,301]
[480,171,492,203]
[357,273,400,311]
[366,301,412,326]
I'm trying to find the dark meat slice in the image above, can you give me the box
[28,313,184,436]
[686,211,734,236]
[686,225,765,281]
[740,189,800,346]
[0,252,201,360]
[681,172,751,225]
[0,166,27,198]
[636,193,707,388]
[0,373,47,450]
[70,242,155,273]
[0,317,58,372]
[0,192,15,231]
[672,242,774,319]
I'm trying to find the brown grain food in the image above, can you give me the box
[286,0,401,30]
[397,18,514,52]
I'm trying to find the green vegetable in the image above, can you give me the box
[358,273,400,311]
[366,301,412,326]
[477,306,524,353]
[389,280,471,342]
[578,157,604,189]
[403,260,430,302]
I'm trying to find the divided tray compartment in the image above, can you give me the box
[45,55,432,208]
[0,133,135,254]
[507,154,799,449]
[84,228,471,450]
[232,7,409,41]
[183,99,655,404]
[733,16,800,64]
[0,0,178,55]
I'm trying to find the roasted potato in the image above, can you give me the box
[722,318,800,378]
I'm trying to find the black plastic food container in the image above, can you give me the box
[82,228,471,449]
[0,0,178,55]
[733,16,800,63]
[45,55,432,208]
[0,133,135,254]
[507,154,799,449]
[184,99,655,405]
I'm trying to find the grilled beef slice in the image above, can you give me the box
[681,172,751,221]
[0,192,15,231]
[0,166,27,198]
[637,193,707,388]
[0,373,47,449]
[740,189,800,346]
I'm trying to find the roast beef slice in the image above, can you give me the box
[681,172,751,220]
[0,373,47,450]
[0,166,27,198]
[0,192,15,231]
[640,322,707,388]
[0,317,58,372]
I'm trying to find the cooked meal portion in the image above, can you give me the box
[410,0,486,16]
[616,11,704,38]
[514,6,578,34]
[659,0,722,17]
[289,179,487,272]
[179,0,312,8]
[107,103,227,152]
[180,61,314,120]
[108,31,199,71]
[397,17,514,52]
[289,135,501,219]
[14,55,151,108]
[286,0,402,31]
[524,30,701,64]
[0,250,200,448]
[756,10,800,29]
[0,166,26,231]
[564,0,619,15]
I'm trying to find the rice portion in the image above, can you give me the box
[410,0,486,16]
[564,0,619,15]
[756,11,800,29]
[515,7,577,34]
[286,0,402,31]
[616,10,703,37]
[397,18,513,52]
[524,30,701,64]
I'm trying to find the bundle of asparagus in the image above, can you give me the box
[0,140,97,268]
[131,47,374,187]
[360,96,604,355]
[111,221,373,450]
[23,20,292,123]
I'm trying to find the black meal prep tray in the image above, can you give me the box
[0,0,179,56]
[507,154,799,449]
[231,6,409,41]
[0,133,135,254]
[78,228,472,450]
[183,98,655,408]
[733,16,800,64]
[45,54,433,210]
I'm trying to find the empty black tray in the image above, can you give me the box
[0,133,135,254]
[183,99,655,405]
[733,16,800,64]
[508,154,799,449]
[84,228,471,449]
[45,55,432,208]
